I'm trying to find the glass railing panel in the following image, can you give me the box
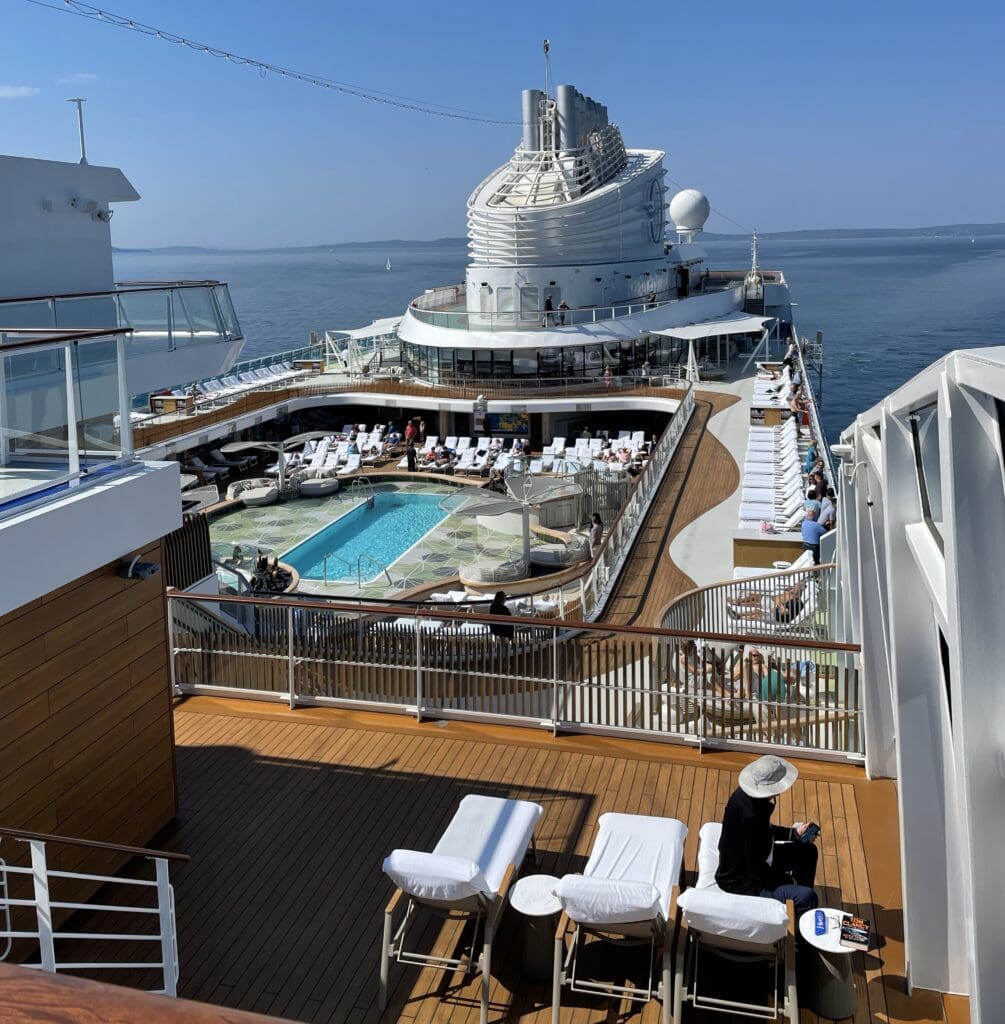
[117,288,174,348]
[0,299,57,329]
[173,286,226,342]
[74,337,125,466]
[53,294,119,330]
[214,285,242,339]
[0,332,130,516]
[2,342,73,508]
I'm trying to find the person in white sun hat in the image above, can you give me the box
[715,754,819,914]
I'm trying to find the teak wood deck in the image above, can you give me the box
[604,391,741,627]
[61,697,952,1024]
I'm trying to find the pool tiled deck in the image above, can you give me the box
[209,481,523,598]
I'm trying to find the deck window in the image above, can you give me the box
[513,350,537,376]
[455,350,474,377]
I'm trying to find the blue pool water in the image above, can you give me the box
[283,491,449,582]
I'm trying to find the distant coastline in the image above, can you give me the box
[113,223,1005,255]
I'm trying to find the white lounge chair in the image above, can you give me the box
[337,454,361,477]
[381,794,544,1024]
[294,467,339,497]
[674,822,797,1021]
[552,812,688,1024]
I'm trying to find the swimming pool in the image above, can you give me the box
[283,491,450,582]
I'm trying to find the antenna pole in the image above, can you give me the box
[67,98,88,165]
[543,39,551,99]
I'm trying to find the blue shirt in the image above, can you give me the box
[801,519,827,545]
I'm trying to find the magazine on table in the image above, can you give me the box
[839,914,871,950]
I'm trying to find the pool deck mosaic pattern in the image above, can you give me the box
[209,481,523,598]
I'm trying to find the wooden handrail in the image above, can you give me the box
[0,827,190,864]
[0,327,133,352]
[166,587,861,652]
[659,562,839,615]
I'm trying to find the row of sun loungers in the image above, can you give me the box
[380,794,797,1024]
[737,409,815,532]
[160,361,308,411]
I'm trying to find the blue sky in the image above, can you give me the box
[3,0,1002,247]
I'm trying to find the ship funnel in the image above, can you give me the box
[521,89,544,151]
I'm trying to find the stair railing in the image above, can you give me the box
[0,827,189,996]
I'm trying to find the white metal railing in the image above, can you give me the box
[580,384,695,620]
[0,829,186,995]
[407,295,678,332]
[167,591,864,760]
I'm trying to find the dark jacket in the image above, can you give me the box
[488,601,514,640]
[715,787,794,896]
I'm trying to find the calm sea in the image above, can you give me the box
[114,235,1005,441]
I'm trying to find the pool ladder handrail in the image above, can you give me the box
[356,553,392,588]
[322,551,355,587]
[347,475,376,509]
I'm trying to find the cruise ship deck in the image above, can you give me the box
[61,696,954,1024]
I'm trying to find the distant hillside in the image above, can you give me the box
[113,238,467,255]
[703,223,1005,241]
[114,224,1005,253]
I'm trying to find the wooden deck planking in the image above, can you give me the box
[603,391,741,628]
[45,697,950,1024]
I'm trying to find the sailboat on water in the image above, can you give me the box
[385,257,392,271]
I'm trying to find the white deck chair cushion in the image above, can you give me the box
[677,888,788,945]
[677,822,788,944]
[553,875,662,925]
[557,812,687,923]
[383,850,490,901]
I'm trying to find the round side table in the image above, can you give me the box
[798,908,859,1020]
[509,874,562,981]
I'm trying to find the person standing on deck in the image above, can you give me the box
[418,419,427,445]
[406,441,418,472]
[801,508,826,564]
[488,591,514,640]
[589,513,604,556]
[558,299,569,325]
[544,293,554,326]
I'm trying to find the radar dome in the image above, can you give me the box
[669,189,710,232]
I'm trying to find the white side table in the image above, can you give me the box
[509,874,562,981]
[798,908,859,1019]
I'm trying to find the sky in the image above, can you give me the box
[2,0,1003,248]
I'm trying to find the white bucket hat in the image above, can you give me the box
[738,755,798,799]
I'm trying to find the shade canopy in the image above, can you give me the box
[650,312,775,341]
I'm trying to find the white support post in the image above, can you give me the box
[63,341,80,484]
[550,630,559,736]
[414,614,424,721]
[287,605,296,709]
[0,337,9,466]
[166,597,179,695]
[115,334,133,459]
[154,858,178,997]
[29,841,56,974]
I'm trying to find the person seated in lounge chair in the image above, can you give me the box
[716,754,819,915]
[715,647,788,702]
[727,580,806,624]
